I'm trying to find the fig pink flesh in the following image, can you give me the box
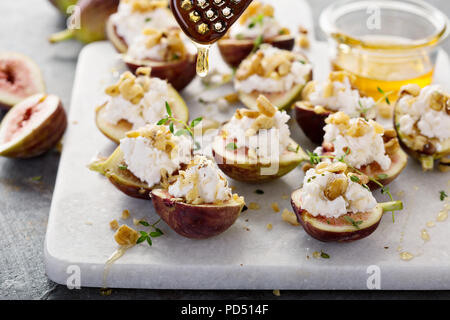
[0,59,34,97]
[3,100,45,143]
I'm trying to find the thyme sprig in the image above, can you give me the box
[376,87,394,105]
[137,218,164,247]
[306,151,401,223]
[157,102,202,138]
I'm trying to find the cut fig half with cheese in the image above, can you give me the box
[234,45,312,111]
[95,67,189,144]
[290,163,403,242]
[212,95,307,183]
[294,72,377,144]
[151,155,245,239]
[0,94,67,158]
[89,124,193,200]
[291,188,402,243]
[394,84,450,171]
[0,52,46,110]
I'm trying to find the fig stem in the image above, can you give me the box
[49,29,75,43]
[380,201,403,213]
[420,156,434,171]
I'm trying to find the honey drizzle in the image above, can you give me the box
[196,44,210,78]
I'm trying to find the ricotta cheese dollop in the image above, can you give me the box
[103,70,175,130]
[168,155,233,204]
[317,113,391,170]
[397,84,450,143]
[223,106,292,163]
[301,168,377,218]
[120,125,192,187]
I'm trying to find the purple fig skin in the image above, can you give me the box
[108,176,152,200]
[0,97,67,158]
[151,189,244,239]
[218,35,295,68]
[291,189,382,243]
[125,54,197,91]
[294,102,331,145]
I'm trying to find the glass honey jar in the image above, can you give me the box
[320,0,449,102]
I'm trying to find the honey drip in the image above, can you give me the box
[196,44,210,78]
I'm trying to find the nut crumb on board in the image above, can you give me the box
[114,225,139,246]
[282,209,300,226]
[266,223,273,230]
[121,209,130,220]
[272,290,281,297]
[109,219,119,230]
[271,202,280,213]
[248,202,260,210]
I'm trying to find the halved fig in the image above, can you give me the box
[291,189,401,242]
[95,85,189,144]
[0,94,67,158]
[123,54,197,91]
[0,52,46,110]
[294,101,331,145]
[89,147,158,200]
[394,99,450,171]
[218,35,295,68]
[212,136,307,183]
[239,81,309,111]
[151,189,244,239]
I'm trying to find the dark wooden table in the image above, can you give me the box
[1,0,449,300]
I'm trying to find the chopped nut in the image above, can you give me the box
[301,81,316,100]
[430,91,445,111]
[322,81,334,98]
[105,84,120,96]
[301,162,314,173]
[314,105,327,114]
[266,223,273,230]
[377,103,392,119]
[136,66,151,77]
[256,95,277,117]
[400,84,421,97]
[282,209,299,226]
[114,225,139,246]
[110,219,119,230]
[326,162,347,174]
[348,172,369,185]
[121,210,130,220]
[346,118,371,138]
[329,71,355,85]
[369,120,385,135]
[271,202,280,213]
[384,138,400,153]
[412,135,428,152]
[298,35,310,49]
[324,177,348,201]
[383,129,397,139]
[272,289,280,296]
[251,115,275,131]
[133,218,140,226]
[325,111,350,126]
[241,109,261,119]
[248,202,260,210]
